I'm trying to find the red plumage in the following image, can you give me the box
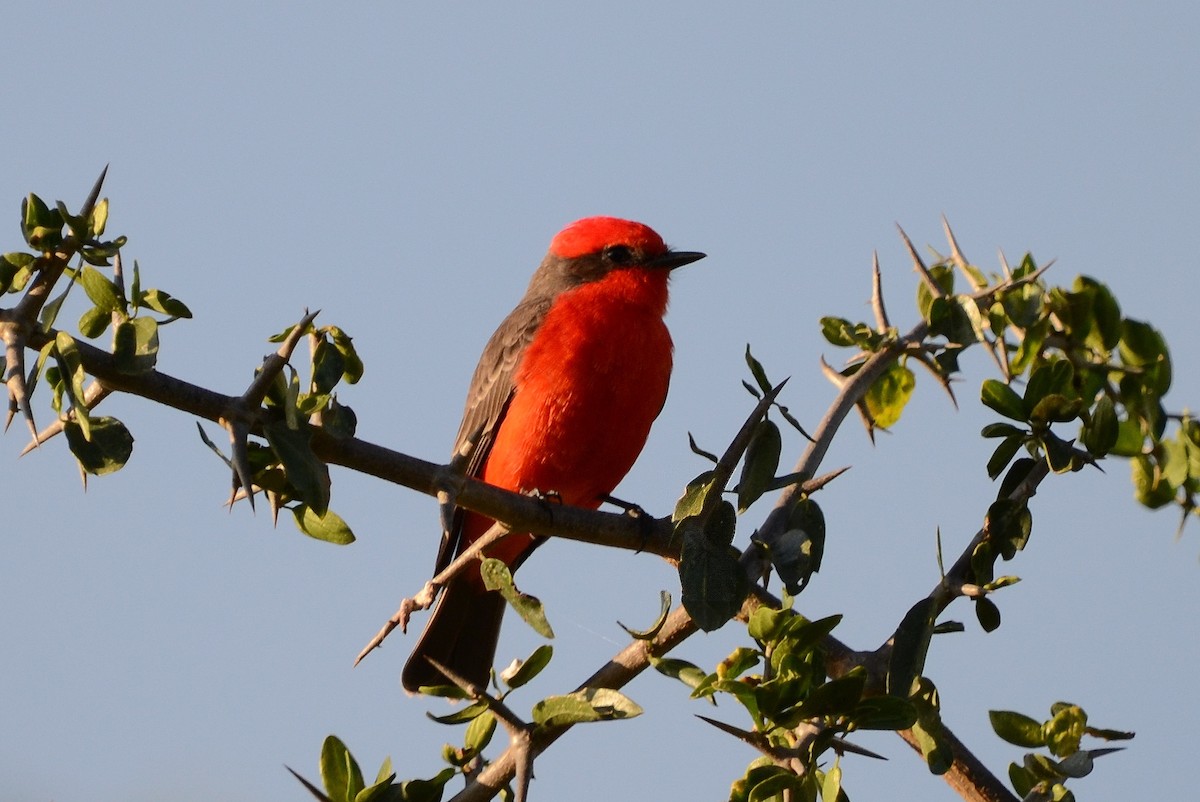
[402,217,703,692]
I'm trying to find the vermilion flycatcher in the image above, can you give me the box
[402,216,703,692]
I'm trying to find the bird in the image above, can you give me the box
[401,216,704,692]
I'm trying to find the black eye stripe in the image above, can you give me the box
[603,245,634,265]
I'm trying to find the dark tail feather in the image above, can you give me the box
[402,577,505,693]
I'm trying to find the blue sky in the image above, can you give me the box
[3,3,1198,801]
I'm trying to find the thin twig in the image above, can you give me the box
[354,519,511,665]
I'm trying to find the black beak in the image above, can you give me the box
[649,250,706,271]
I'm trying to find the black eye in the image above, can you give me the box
[603,245,634,265]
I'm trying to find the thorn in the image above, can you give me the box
[830,737,889,761]
[998,248,1012,281]
[285,765,333,801]
[871,251,890,332]
[80,165,110,222]
[941,215,980,289]
[819,355,847,388]
[855,398,877,445]
[225,418,256,512]
[801,465,851,494]
[911,351,959,410]
[897,224,941,298]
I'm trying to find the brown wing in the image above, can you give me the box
[431,295,551,574]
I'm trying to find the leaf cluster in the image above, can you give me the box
[201,319,364,543]
[989,703,1133,801]
[4,185,190,479]
[653,605,944,802]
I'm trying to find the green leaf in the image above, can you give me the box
[989,710,1047,748]
[265,420,330,515]
[129,260,142,310]
[820,316,858,347]
[113,316,159,374]
[1030,394,1083,426]
[323,397,358,439]
[0,251,35,293]
[426,700,489,725]
[738,419,781,512]
[769,527,816,596]
[1085,726,1135,742]
[1044,703,1086,758]
[853,695,919,730]
[777,613,842,661]
[354,776,400,802]
[327,326,364,384]
[1074,275,1121,351]
[916,264,955,320]
[618,591,672,640]
[888,597,936,696]
[981,379,1027,421]
[748,767,805,802]
[40,280,75,333]
[1057,751,1095,780]
[769,496,825,595]
[63,417,134,475]
[911,678,953,775]
[938,297,985,345]
[312,338,346,394]
[23,192,64,249]
[1110,415,1144,457]
[987,434,1024,480]
[78,306,110,339]
[89,197,109,237]
[503,644,553,689]
[913,718,953,775]
[396,769,455,802]
[864,362,915,429]
[462,710,496,756]
[1128,456,1176,506]
[975,597,1001,632]
[139,288,193,319]
[649,656,710,691]
[984,499,1033,559]
[687,432,719,463]
[673,470,716,522]
[320,735,364,802]
[705,499,737,546]
[1120,318,1171,397]
[480,558,554,638]
[745,345,773,396]
[716,646,762,680]
[414,683,471,700]
[1160,430,1190,489]
[54,331,88,420]
[531,688,642,728]
[1023,358,1076,407]
[982,422,1025,439]
[678,513,746,632]
[292,504,355,545]
[79,266,122,313]
[1009,765,1039,798]
[820,760,842,802]
[373,758,393,788]
[795,671,866,719]
[1081,394,1118,456]
[1000,279,1045,328]
[747,605,790,644]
